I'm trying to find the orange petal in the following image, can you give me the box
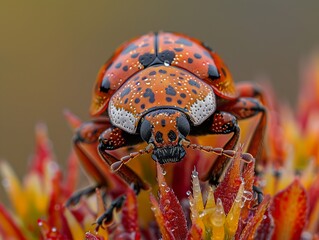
[271,179,308,240]
[186,223,203,240]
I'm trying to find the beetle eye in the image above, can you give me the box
[140,119,152,142]
[177,115,190,137]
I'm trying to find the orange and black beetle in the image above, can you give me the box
[68,32,266,227]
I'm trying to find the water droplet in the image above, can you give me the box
[164,199,170,205]
[151,206,156,211]
[186,190,192,196]
[164,60,170,66]
[161,182,167,187]
[243,190,253,201]
[165,187,170,193]
[51,227,57,232]
[162,169,167,175]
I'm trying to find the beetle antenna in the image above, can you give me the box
[180,139,254,163]
[110,144,155,172]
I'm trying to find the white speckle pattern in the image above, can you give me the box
[108,100,137,133]
[189,92,216,125]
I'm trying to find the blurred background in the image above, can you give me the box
[1,1,319,201]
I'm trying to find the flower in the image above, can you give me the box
[1,53,319,239]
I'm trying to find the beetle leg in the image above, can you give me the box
[98,126,150,191]
[199,111,241,185]
[73,119,113,185]
[68,118,126,205]
[222,96,266,163]
[94,183,140,231]
[66,184,101,206]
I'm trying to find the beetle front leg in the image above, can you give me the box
[67,119,116,206]
[98,126,149,191]
[95,127,149,229]
[222,96,266,163]
[202,111,240,185]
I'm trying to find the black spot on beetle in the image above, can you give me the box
[168,130,177,141]
[122,65,129,71]
[180,93,186,98]
[203,51,211,58]
[187,58,193,63]
[166,97,172,102]
[188,79,200,88]
[122,44,138,55]
[100,76,111,93]
[139,53,156,67]
[159,69,167,74]
[194,53,202,59]
[155,131,163,143]
[137,87,142,91]
[164,40,172,44]
[165,85,176,96]
[158,50,175,64]
[208,64,220,80]
[141,43,150,47]
[124,98,129,104]
[178,76,184,80]
[141,104,145,109]
[161,119,166,127]
[175,38,193,46]
[174,47,183,52]
[134,76,140,81]
[120,87,131,98]
[149,71,156,76]
[143,88,155,103]
[177,100,182,105]
[131,53,139,58]
[192,89,198,94]
[134,98,140,103]
[170,73,176,77]
[142,76,147,80]
[115,62,122,69]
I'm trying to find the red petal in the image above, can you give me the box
[63,150,79,197]
[120,188,141,239]
[0,203,26,240]
[271,178,308,240]
[29,124,55,176]
[240,195,271,240]
[157,164,188,239]
[214,153,242,214]
[256,208,274,240]
[149,194,175,240]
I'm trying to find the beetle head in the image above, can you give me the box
[140,109,190,164]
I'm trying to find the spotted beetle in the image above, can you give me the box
[68,32,266,228]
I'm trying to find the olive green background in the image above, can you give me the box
[1,1,319,202]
